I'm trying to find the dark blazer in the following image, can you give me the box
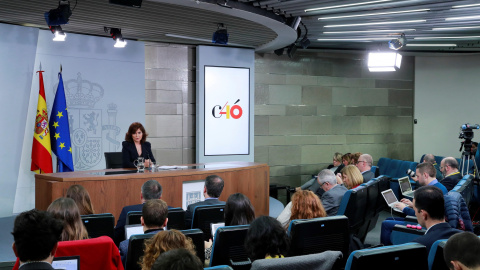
[413,222,461,253]
[19,262,56,270]
[440,172,462,191]
[185,198,226,228]
[119,228,163,266]
[320,184,348,216]
[121,141,156,168]
[362,170,375,183]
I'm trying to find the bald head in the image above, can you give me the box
[423,154,436,164]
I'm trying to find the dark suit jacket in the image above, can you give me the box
[121,141,156,168]
[362,170,375,183]
[440,172,462,191]
[320,184,348,216]
[413,222,461,253]
[19,262,56,270]
[185,198,226,228]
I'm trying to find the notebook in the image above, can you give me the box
[381,189,403,213]
[398,176,414,198]
[52,256,80,270]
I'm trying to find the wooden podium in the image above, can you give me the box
[35,162,270,220]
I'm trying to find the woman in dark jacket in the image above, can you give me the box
[122,122,156,168]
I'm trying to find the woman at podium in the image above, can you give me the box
[122,122,156,168]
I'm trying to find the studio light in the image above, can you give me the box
[299,23,310,49]
[368,52,402,72]
[105,27,127,48]
[44,1,72,26]
[212,23,228,45]
[287,43,297,59]
[49,25,66,41]
[274,48,284,56]
[389,33,407,50]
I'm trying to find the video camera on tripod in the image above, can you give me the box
[459,123,480,176]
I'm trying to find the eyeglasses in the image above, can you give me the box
[320,182,328,187]
[356,160,367,165]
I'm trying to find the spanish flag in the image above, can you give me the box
[31,70,53,173]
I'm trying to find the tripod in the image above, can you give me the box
[460,149,479,177]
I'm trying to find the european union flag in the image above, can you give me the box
[49,72,74,172]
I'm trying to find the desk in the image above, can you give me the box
[35,162,269,220]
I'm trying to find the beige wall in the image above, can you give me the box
[145,44,414,190]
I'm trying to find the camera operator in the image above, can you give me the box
[440,157,462,191]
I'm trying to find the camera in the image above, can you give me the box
[406,169,415,178]
[459,123,479,154]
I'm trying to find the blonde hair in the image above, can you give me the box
[139,230,196,270]
[47,197,89,241]
[66,185,94,216]
[341,165,364,189]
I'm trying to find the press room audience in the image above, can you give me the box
[245,216,290,261]
[316,169,348,216]
[444,232,480,270]
[342,153,354,166]
[336,165,364,189]
[423,153,444,181]
[151,248,203,270]
[277,190,326,228]
[185,175,225,227]
[119,199,169,265]
[295,152,344,193]
[47,197,88,241]
[411,186,461,252]
[356,154,374,182]
[66,184,95,215]
[140,230,196,270]
[115,179,167,244]
[440,157,463,191]
[12,209,63,270]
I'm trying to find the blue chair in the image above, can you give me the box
[385,159,402,178]
[191,204,225,240]
[390,224,425,245]
[428,239,448,270]
[181,229,205,263]
[81,213,115,239]
[358,179,380,242]
[452,174,474,206]
[345,243,428,270]
[205,266,233,270]
[377,158,391,175]
[209,225,250,269]
[337,185,368,236]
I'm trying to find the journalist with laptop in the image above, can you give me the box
[398,176,414,198]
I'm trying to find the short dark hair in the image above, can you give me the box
[142,180,162,200]
[444,232,480,269]
[245,216,290,261]
[416,162,436,178]
[414,186,445,220]
[142,199,168,228]
[205,175,224,198]
[151,248,203,270]
[125,122,148,144]
[12,209,63,262]
[225,193,255,226]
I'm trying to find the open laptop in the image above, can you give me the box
[398,176,415,198]
[52,256,80,270]
[381,189,403,213]
[210,222,225,238]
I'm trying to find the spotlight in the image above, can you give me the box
[274,48,284,56]
[44,1,72,26]
[212,23,228,45]
[299,23,310,49]
[287,43,297,59]
[105,27,127,48]
[287,16,302,31]
[368,52,402,72]
[217,0,232,8]
[49,25,66,41]
[388,33,407,50]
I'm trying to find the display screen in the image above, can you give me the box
[204,66,250,156]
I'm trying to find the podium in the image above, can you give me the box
[35,162,270,220]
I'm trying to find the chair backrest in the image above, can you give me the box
[391,224,426,245]
[428,240,448,270]
[81,213,115,239]
[385,159,402,177]
[125,234,153,270]
[453,175,474,206]
[251,250,343,270]
[205,266,234,270]
[375,176,391,214]
[357,179,380,242]
[104,152,123,169]
[181,228,205,263]
[345,243,428,270]
[191,204,225,241]
[13,236,124,270]
[337,185,368,235]
[288,216,349,264]
[377,158,391,175]
[210,225,250,269]
[126,211,142,225]
[167,208,186,230]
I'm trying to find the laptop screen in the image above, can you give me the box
[398,176,411,193]
[125,224,144,239]
[52,256,80,270]
[382,189,398,204]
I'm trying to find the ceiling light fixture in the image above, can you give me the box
[49,25,66,41]
[44,0,72,26]
[217,0,232,9]
[324,29,416,34]
[452,3,480,8]
[388,33,407,50]
[368,52,402,72]
[299,23,310,49]
[212,23,228,45]
[104,27,127,48]
[318,9,429,20]
[317,37,394,41]
[414,36,480,40]
[446,15,480,21]
[432,26,480,31]
[325,20,426,28]
[305,0,392,12]
[406,44,457,47]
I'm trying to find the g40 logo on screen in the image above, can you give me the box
[212,99,243,119]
